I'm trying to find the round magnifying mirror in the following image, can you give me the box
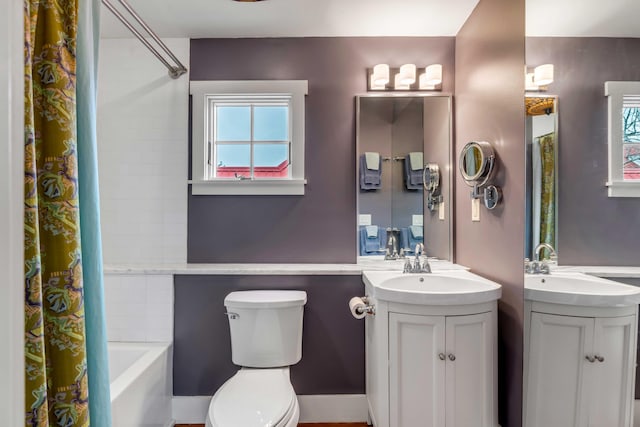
[458,141,495,185]
[423,163,440,195]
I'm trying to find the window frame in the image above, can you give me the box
[605,81,640,197]
[190,80,308,195]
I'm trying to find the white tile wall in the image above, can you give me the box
[104,274,174,343]
[97,38,189,265]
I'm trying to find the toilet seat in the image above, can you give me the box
[207,368,299,427]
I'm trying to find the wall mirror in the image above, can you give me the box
[524,2,640,424]
[524,95,557,261]
[356,95,452,261]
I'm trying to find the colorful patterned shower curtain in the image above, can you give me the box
[24,1,95,425]
[538,133,556,258]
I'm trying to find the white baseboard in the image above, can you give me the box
[172,396,211,424]
[298,394,368,423]
[172,394,368,424]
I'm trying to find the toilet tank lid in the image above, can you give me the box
[225,290,307,309]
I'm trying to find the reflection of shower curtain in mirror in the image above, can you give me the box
[535,133,555,257]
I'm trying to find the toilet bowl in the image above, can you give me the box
[206,367,299,427]
[205,290,307,427]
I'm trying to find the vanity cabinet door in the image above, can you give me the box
[589,316,636,427]
[445,312,495,427]
[389,313,446,427]
[525,313,593,427]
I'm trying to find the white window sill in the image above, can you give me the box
[606,180,640,197]
[189,178,307,195]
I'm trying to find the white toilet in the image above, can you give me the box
[205,290,307,427]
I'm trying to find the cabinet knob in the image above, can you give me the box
[585,355,596,363]
[448,353,456,361]
[438,353,446,361]
[595,355,605,363]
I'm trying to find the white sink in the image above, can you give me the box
[363,270,502,305]
[525,272,640,307]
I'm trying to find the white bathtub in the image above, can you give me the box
[109,342,173,427]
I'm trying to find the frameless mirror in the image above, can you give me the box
[356,95,452,261]
[524,96,557,261]
[524,3,640,424]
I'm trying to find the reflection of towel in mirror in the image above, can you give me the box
[404,155,423,190]
[365,152,380,170]
[360,154,382,190]
[409,152,423,171]
[409,225,423,239]
[406,226,424,249]
[360,226,384,254]
[365,225,378,239]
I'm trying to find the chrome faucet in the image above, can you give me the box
[534,243,557,262]
[525,243,557,274]
[403,243,431,273]
[384,233,399,260]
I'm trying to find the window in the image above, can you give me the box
[605,81,640,197]
[622,97,640,181]
[190,80,308,195]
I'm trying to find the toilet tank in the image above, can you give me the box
[224,290,307,368]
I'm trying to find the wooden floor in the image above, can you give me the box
[176,424,368,427]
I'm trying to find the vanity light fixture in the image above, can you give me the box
[419,64,443,89]
[394,73,411,90]
[367,63,443,91]
[370,64,390,90]
[398,64,417,87]
[525,64,554,91]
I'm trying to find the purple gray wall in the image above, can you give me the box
[188,37,455,263]
[173,275,365,395]
[455,0,525,426]
[526,37,640,266]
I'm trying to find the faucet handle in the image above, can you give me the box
[540,261,551,274]
[421,259,432,273]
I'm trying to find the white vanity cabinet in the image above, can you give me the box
[524,301,638,427]
[366,296,498,427]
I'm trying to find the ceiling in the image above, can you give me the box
[100,0,480,38]
[100,0,640,39]
[526,0,640,37]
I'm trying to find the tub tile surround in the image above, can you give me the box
[97,38,189,266]
[104,274,174,343]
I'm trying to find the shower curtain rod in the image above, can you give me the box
[101,0,187,79]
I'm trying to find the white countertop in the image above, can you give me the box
[554,265,640,278]
[104,259,466,275]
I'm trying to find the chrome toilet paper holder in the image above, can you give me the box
[356,296,376,316]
